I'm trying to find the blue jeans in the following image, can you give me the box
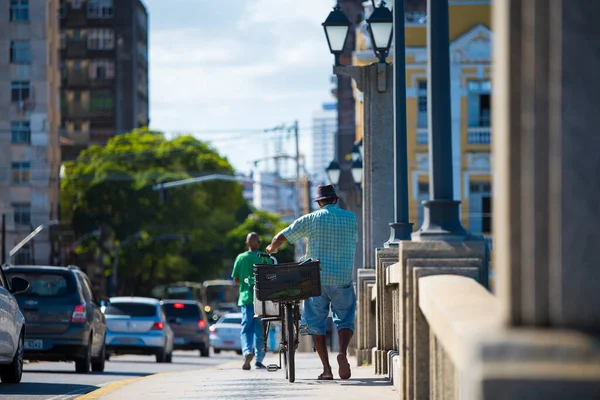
[300,284,356,335]
[240,304,265,363]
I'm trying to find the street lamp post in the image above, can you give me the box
[385,0,414,246]
[323,1,409,266]
[9,220,60,264]
[411,0,467,240]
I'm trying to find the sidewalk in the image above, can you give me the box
[99,353,397,400]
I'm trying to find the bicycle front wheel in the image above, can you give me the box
[285,303,295,383]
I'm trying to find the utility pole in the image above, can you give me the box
[1,214,6,264]
[293,120,301,218]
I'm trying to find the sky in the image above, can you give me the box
[144,0,339,176]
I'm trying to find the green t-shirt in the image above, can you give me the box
[231,250,272,306]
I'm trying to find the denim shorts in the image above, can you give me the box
[300,284,356,335]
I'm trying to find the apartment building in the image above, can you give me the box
[0,0,61,264]
[59,0,149,161]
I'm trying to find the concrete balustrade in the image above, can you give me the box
[419,275,600,400]
[355,268,376,365]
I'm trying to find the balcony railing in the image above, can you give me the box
[416,128,428,145]
[467,127,492,145]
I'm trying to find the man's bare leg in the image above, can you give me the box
[312,334,333,379]
[336,329,353,379]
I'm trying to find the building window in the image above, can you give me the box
[70,0,83,9]
[12,162,31,184]
[137,6,147,30]
[87,29,115,50]
[60,62,66,80]
[70,29,83,41]
[60,32,67,49]
[59,1,66,18]
[137,42,148,61]
[417,80,427,128]
[9,0,29,22]
[89,60,114,79]
[90,91,114,111]
[468,182,492,234]
[468,80,492,127]
[10,41,31,64]
[88,0,113,18]
[11,81,30,103]
[13,203,31,225]
[11,121,31,144]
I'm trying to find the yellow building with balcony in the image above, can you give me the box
[354,0,493,239]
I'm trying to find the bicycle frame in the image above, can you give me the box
[261,300,300,381]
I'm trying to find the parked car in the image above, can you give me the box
[3,265,107,374]
[0,267,29,383]
[209,313,243,355]
[104,297,174,363]
[161,300,210,357]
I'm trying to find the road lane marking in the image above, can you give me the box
[75,358,242,399]
[46,384,110,400]
[74,379,142,400]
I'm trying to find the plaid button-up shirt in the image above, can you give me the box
[281,204,358,286]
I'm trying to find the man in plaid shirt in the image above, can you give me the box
[266,184,358,381]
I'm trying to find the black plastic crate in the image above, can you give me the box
[253,260,321,302]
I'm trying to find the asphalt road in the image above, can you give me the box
[0,350,241,400]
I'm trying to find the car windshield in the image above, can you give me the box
[220,317,242,325]
[105,302,157,317]
[5,271,75,297]
[163,303,201,319]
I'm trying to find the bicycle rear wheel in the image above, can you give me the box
[285,303,295,383]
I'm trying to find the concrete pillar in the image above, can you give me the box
[494,0,600,331]
[336,63,395,268]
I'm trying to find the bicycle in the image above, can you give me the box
[252,253,320,383]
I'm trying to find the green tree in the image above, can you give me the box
[61,128,247,295]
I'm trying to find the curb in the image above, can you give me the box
[75,359,244,399]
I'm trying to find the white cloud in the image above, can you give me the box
[242,0,335,27]
[145,0,338,173]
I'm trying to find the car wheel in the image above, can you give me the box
[75,336,92,373]
[0,332,24,384]
[156,348,167,363]
[213,348,221,354]
[92,341,106,372]
[236,349,243,355]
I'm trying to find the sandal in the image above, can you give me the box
[337,354,351,380]
[318,373,334,381]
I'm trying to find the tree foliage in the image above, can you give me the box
[61,128,251,295]
[224,211,296,266]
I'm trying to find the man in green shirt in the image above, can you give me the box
[231,232,268,370]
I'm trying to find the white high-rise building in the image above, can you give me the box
[311,103,337,188]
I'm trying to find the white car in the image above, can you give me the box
[104,297,174,363]
[209,313,243,355]
[0,268,30,383]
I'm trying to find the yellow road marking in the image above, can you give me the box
[75,359,244,399]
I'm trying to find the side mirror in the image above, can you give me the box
[10,277,30,295]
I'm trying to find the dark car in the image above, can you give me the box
[160,300,210,357]
[3,265,107,373]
